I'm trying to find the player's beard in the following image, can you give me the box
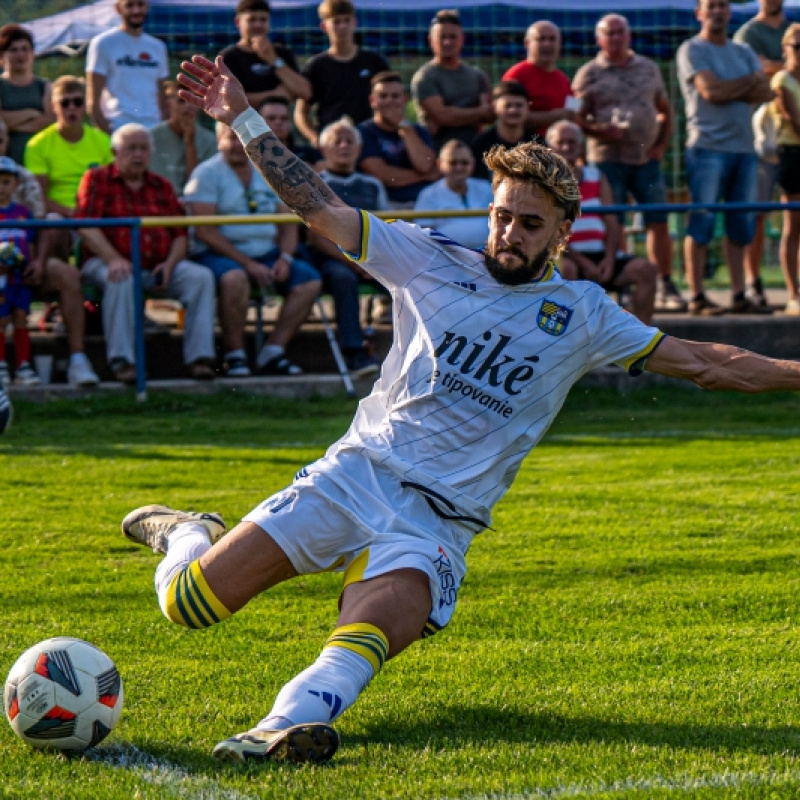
[484,242,552,286]
[766,0,783,16]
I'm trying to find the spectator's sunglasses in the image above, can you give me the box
[58,97,85,109]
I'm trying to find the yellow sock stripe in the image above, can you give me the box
[324,623,389,674]
[163,561,231,629]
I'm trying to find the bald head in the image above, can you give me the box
[596,14,631,59]
[525,20,561,69]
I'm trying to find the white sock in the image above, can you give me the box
[154,522,212,605]
[257,647,375,731]
[256,344,284,368]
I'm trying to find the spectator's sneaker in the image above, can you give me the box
[67,354,100,387]
[346,349,380,378]
[186,360,216,380]
[0,360,9,388]
[655,278,688,312]
[121,504,226,554]
[730,296,773,315]
[0,386,11,434]
[110,359,137,385]
[745,282,769,309]
[224,355,251,378]
[14,362,40,386]
[688,295,725,316]
[784,298,800,316]
[212,724,339,764]
[259,354,303,376]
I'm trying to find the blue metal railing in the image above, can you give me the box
[3,200,800,400]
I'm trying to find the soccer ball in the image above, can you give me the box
[4,637,123,751]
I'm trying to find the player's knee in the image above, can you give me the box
[159,561,231,629]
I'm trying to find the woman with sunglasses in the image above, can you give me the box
[771,22,800,315]
[0,24,55,165]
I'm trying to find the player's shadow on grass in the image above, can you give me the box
[355,706,800,756]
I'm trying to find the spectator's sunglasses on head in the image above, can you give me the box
[58,96,85,109]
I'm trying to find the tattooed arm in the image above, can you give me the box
[177,55,362,253]
[646,337,800,392]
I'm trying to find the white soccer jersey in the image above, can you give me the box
[310,211,665,529]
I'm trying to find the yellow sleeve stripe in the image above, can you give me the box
[621,331,666,375]
[324,623,389,673]
[341,209,371,264]
[163,561,231,629]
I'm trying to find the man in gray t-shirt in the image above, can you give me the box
[676,0,773,316]
[733,0,789,309]
[410,9,494,151]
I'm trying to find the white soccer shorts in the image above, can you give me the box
[243,450,476,637]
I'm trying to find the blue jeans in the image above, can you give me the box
[685,148,758,246]
[196,246,320,294]
[596,159,668,224]
[318,258,364,351]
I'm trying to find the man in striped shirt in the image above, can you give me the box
[121,55,800,765]
[547,119,657,324]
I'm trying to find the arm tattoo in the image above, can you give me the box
[245,132,339,222]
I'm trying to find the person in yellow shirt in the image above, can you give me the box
[25,75,112,217]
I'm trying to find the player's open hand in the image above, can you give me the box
[177,55,249,126]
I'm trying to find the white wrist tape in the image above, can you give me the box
[231,107,271,146]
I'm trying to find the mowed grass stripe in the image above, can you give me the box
[1,388,800,799]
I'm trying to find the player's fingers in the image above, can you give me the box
[181,59,215,85]
[215,55,234,78]
[191,54,217,73]
[177,71,208,96]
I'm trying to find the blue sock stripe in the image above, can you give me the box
[331,631,389,660]
[327,634,387,668]
[182,569,213,628]
[175,569,199,629]
[186,566,219,625]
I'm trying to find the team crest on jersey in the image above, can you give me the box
[537,300,573,337]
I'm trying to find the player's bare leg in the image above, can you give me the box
[212,568,432,764]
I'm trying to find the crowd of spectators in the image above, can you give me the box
[0,0,797,386]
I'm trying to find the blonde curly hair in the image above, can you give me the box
[484,141,581,223]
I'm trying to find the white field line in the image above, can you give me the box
[451,768,800,800]
[86,744,257,800]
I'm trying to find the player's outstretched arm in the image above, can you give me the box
[646,337,800,393]
[177,55,361,253]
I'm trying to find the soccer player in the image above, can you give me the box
[122,55,800,765]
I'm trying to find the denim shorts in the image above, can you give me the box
[196,246,320,295]
[596,160,668,224]
[685,148,758,246]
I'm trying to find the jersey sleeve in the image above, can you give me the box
[340,210,444,287]
[584,290,666,376]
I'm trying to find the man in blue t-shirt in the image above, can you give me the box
[357,71,440,209]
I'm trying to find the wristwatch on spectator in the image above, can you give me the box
[272,57,286,69]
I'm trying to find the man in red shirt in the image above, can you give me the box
[502,20,577,139]
[76,123,216,383]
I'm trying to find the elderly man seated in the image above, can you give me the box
[307,115,386,375]
[546,120,656,324]
[76,123,217,384]
[184,123,321,376]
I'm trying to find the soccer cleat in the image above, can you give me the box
[212,723,339,765]
[121,504,226,554]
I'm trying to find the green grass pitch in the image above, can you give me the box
[2,387,800,799]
